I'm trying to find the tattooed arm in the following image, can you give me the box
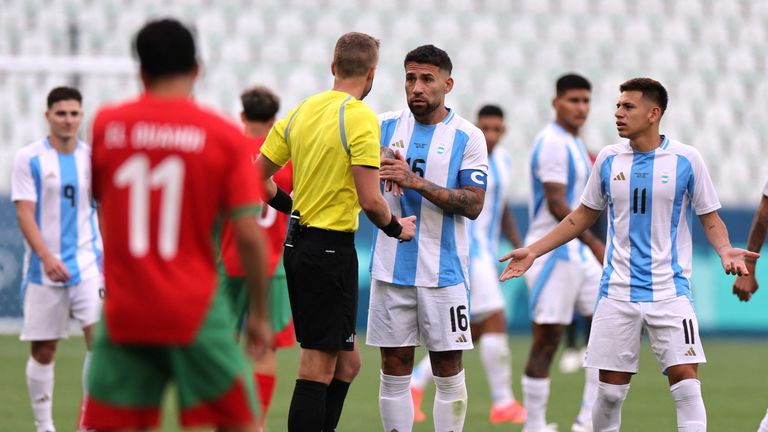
[379,156,485,219]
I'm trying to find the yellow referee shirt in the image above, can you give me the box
[261,90,380,232]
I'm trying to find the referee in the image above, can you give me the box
[257,32,416,431]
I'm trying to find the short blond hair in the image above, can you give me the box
[333,32,380,79]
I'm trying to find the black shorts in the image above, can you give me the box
[283,228,357,351]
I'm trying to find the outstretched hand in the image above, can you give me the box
[498,248,536,281]
[719,248,760,276]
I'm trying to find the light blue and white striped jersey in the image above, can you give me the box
[526,121,593,260]
[581,136,721,302]
[11,138,103,287]
[371,109,488,287]
[469,146,513,260]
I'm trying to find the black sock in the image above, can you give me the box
[322,379,351,431]
[288,379,327,432]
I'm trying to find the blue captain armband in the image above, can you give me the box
[458,169,487,189]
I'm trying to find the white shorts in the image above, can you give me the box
[366,279,473,352]
[468,253,505,322]
[20,277,104,341]
[524,252,601,324]
[585,296,707,374]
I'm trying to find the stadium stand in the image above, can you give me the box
[0,0,766,328]
[1,0,764,204]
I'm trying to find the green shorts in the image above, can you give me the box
[83,287,258,430]
[221,258,293,333]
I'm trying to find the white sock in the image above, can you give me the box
[758,408,768,432]
[379,372,414,432]
[593,381,629,432]
[79,351,92,429]
[670,379,707,432]
[26,357,55,432]
[522,375,550,430]
[576,366,599,425]
[410,355,433,390]
[433,369,467,431]
[479,333,515,406]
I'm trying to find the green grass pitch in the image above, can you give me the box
[1,334,766,431]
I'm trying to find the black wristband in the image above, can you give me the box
[380,214,403,238]
[267,187,293,214]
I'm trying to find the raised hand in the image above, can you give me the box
[381,148,405,196]
[498,248,537,281]
[380,152,420,190]
[719,248,760,276]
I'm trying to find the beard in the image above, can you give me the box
[360,78,374,100]
[407,99,440,118]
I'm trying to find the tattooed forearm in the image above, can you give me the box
[381,147,396,160]
[417,182,485,219]
[567,217,576,226]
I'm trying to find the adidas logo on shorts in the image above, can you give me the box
[684,347,697,357]
[455,334,468,343]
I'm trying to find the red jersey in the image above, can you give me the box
[91,94,263,344]
[221,137,292,277]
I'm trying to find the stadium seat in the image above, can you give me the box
[620,20,653,48]
[583,17,614,45]
[467,15,500,42]
[697,18,731,47]
[544,16,577,45]
[593,0,628,16]
[558,0,590,15]
[671,0,704,18]
[710,0,743,19]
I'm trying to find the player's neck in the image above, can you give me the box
[554,119,579,136]
[414,105,449,126]
[244,122,271,138]
[145,76,195,100]
[333,78,366,100]
[47,134,77,153]
[629,130,663,153]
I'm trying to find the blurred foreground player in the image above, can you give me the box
[500,77,759,432]
[83,19,271,431]
[12,86,103,432]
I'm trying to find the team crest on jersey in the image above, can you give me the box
[660,172,670,184]
[436,144,446,155]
